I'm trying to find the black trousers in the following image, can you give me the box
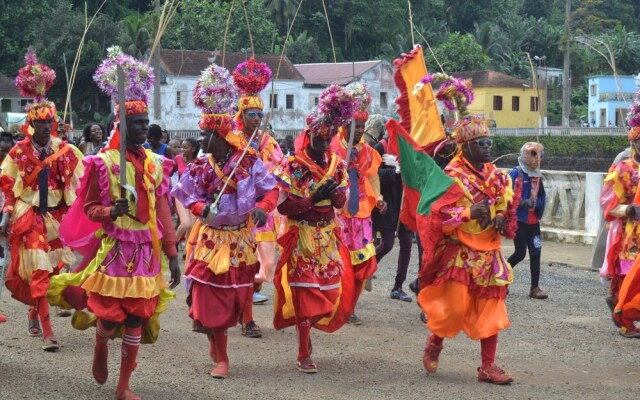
[507,222,542,289]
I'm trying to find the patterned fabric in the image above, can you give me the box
[0,137,83,305]
[430,153,514,297]
[274,151,348,280]
[601,158,640,279]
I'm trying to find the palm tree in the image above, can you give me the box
[263,0,299,25]
[122,14,151,59]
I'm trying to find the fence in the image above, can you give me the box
[491,127,626,137]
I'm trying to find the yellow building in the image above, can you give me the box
[443,71,544,129]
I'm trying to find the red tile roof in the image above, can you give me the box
[450,71,532,88]
[294,61,382,85]
[0,73,24,99]
[160,49,304,81]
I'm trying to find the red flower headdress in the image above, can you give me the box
[16,49,58,135]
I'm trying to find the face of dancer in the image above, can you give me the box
[243,108,263,134]
[523,143,543,170]
[125,113,150,146]
[308,133,331,158]
[31,118,53,147]
[352,120,366,144]
[203,130,230,159]
[463,136,492,164]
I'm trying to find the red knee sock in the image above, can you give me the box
[243,286,254,324]
[93,320,115,384]
[213,328,228,364]
[208,333,217,363]
[36,298,53,339]
[297,319,312,361]
[480,334,498,368]
[29,306,38,321]
[429,333,444,347]
[353,279,364,309]
[116,326,141,396]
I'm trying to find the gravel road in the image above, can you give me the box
[0,244,637,400]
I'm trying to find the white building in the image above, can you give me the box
[149,49,305,134]
[0,73,29,130]
[290,61,399,134]
[148,51,400,139]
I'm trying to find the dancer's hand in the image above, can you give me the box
[470,201,489,220]
[168,256,181,289]
[251,208,267,227]
[494,215,506,235]
[0,212,10,235]
[312,179,338,203]
[110,198,129,219]
[376,199,388,214]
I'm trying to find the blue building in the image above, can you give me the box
[587,75,638,128]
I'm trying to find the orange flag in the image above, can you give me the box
[391,45,446,156]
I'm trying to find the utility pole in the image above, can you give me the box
[562,0,571,127]
[153,0,162,123]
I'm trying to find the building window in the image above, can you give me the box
[512,96,520,111]
[530,96,539,112]
[269,94,278,109]
[590,84,596,96]
[380,92,388,108]
[493,96,503,111]
[20,99,28,107]
[176,91,186,107]
[1,99,11,113]
[286,94,294,109]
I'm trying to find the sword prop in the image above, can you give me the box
[116,66,137,204]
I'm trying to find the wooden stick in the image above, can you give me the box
[222,0,237,66]
[320,0,338,82]
[407,1,415,46]
[266,0,304,131]
[241,0,255,57]
[117,66,128,199]
[62,0,107,123]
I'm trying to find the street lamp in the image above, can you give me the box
[534,56,547,130]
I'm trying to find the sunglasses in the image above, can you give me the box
[472,138,493,147]
[246,111,264,119]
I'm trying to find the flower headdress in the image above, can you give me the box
[232,57,271,130]
[93,46,154,118]
[417,72,485,144]
[194,64,244,149]
[627,78,640,141]
[295,85,357,152]
[16,49,58,134]
[94,46,154,151]
[346,81,372,122]
[316,84,358,134]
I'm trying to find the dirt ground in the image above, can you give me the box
[1,241,638,400]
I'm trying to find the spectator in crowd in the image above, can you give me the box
[79,123,106,155]
[144,124,173,158]
[507,142,548,299]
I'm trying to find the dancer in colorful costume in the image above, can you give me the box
[171,64,277,379]
[47,47,180,400]
[232,57,283,337]
[610,88,640,338]
[332,82,386,325]
[417,112,518,384]
[273,84,356,373]
[0,50,84,351]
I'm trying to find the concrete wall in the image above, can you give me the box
[538,170,605,245]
